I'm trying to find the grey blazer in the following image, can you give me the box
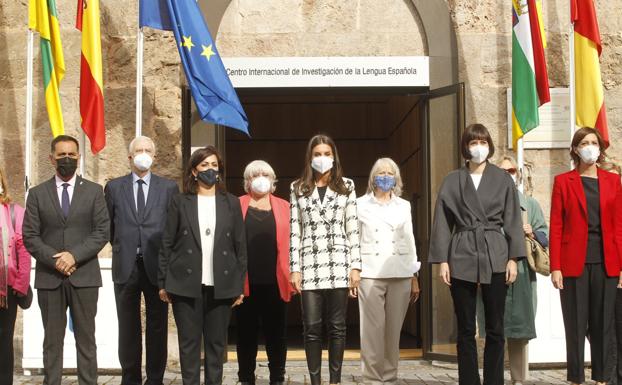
[158,191,247,299]
[105,173,179,285]
[23,176,110,289]
[428,164,526,284]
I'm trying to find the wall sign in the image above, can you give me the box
[222,56,429,88]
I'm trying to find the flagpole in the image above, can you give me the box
[25,30,35,195]
[569,12,576,170]
[517,137,525,193]
[80,133,85,176]
[135,26,144,137]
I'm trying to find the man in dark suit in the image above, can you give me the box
[105,136,179,385]
[23,135,110,385]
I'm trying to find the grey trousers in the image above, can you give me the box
[38,280,99,385]
[358,278,411,385]
[507,338,529,382]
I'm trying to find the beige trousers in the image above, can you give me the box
[358,278,411,385]
[507,338,529,382]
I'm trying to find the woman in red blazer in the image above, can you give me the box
[550,127,622,385]
[237,160,292,385]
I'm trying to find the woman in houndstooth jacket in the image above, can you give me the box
[290,134,361,385]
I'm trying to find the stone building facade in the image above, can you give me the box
[1,0,621,368]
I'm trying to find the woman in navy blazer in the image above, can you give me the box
[158,146,247,385]
[550,127,622,385]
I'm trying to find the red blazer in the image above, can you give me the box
[550,168,622,277]
[239,194,292,302]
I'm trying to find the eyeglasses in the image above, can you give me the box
[502,168,517,175]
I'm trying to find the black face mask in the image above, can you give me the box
[56,157,78,178]
[197,169,219,187]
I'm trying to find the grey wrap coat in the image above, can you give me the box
[428,163,526,284]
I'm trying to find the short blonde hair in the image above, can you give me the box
[366,158,403,196]
[243,160,277,193]
[497,155,522,183]
[0,166,11,204]
[128,136,156,155]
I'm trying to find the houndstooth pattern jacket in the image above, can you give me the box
[289,178,361,290]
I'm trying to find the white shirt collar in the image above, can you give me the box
[55,173,77,188]
[366,192,397,206]
[132,171,152,185]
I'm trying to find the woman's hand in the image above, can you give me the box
[440,262,451,286]
[505,259,518,285]
[0,294,6,309]
[523,223,534,238]
[618,272,622,289]
[232,294,244,308]
[551,270,564,289]
[290,272,302,294]
[410,277,420,303]
[349,269,361,298]
[159,289,172,303]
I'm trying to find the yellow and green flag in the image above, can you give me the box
[28,0,65,137]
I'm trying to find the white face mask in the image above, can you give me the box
[133,152,153,171]
[250,176,271,194]
[577,145,600,164]
[469,144,489,164]
[311,156,334,174]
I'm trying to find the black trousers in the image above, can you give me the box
[450,273,507,385]
[114,258,168,385]
[301,288,348,385]
[0,289,18,385]
[609,288,622,385]
[38,280,99,385]
[172,286,233,385]
[235,284,287,384]
[560,263,617,383]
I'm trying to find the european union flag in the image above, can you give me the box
[139,0,249,135]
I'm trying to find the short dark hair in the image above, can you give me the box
[51,135,80,153]
[461,123,495,161]
[570,127,607,165]
[183,146,226,194]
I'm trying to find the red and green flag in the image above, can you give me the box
[511,0,550,148]
[28,0,65,137]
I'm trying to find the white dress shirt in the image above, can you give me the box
[356,193,421,279]
[132,171,151,210]
[55,174,77,205]
[198,194,216,286]
[470,173,483,190]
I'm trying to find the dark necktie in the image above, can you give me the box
[137,179,146,220]
[61,183,70,218]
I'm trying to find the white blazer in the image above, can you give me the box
[356,193,420,279]
[290,178,361,290]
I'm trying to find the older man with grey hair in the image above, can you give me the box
[104,136,179,385]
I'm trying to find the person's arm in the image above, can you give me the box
[549,177,564,272]
[289,186,302,274]
[158,195,180,290]
[22,190,59,269]
[403,202,421,275]
[104,182,115,244]
[67,186,111,264]
[231,196,247,291]
[503,181,527,261]
[344,185,361,272]
[12,208,31,295]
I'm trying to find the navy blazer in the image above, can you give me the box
[105,173,179,285]
[158,191,247,300]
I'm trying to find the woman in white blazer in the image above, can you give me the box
[290,134,361,385]
[357,157,421,385]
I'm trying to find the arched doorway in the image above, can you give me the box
[186,0,464,362]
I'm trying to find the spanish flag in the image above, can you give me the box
[77,0,105,154]
[511,0,550,148]
[572,0,609,146]
[28,0,65,137]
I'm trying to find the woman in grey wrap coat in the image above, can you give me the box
[429,124,526,385]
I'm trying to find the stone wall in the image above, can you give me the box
[1,0,621,370]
